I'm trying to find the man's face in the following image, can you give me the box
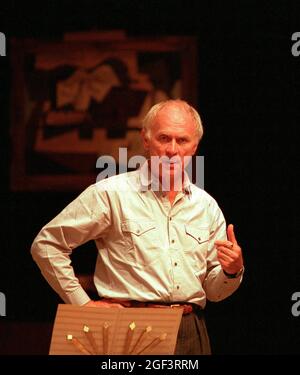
[141,105,199,185]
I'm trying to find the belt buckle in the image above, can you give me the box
[171,303,193,315]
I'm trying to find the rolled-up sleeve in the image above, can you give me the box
[31,184,111,305]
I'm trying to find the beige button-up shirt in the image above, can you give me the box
[31,164,243,307]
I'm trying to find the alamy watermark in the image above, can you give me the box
[0,32,6,56]
[291,292,300,317]
[0,292,6,316]
[291,32,300,57]
[96,148,204,191]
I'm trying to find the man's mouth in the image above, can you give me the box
[163,158,181,165]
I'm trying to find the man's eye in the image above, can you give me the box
[159,135,169,142]
[178,138,187,144]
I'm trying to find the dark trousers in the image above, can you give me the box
[175,309,211,355]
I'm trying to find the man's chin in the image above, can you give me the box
[162,162,182,170]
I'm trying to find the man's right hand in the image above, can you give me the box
[83,300,125,308]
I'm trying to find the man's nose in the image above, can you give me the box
[166,140,178,156]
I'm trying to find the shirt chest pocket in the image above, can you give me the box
[121,220,161,266]
[184,225,209,254]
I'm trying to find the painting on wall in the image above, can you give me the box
[10,34,197,191]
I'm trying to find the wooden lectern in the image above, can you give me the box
[49,304,183,355]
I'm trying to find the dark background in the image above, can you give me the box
[0,0,299,355]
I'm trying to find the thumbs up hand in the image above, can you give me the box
[215,224,244,276]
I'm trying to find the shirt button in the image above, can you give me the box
[174,262,178,266]
[169,217,172,221]
[198,237,201,241]
[176,285,180,290]
[171,239,175,243]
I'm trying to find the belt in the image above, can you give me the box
[101,298,196,315]
[129,301,194,315]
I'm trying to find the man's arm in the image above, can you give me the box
[31,184,111,305]
[202,203,244,302]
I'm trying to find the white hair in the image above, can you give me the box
[142,99,203,141]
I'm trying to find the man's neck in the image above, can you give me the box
[167,190,178,205]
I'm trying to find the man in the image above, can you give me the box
[31,99,244,355]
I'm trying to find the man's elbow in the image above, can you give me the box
[30,230,46,261]
[206,293,224,303]
[206,289,236,303]
[31,236,40,262]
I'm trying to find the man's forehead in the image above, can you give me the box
[157,104,190,119]
[153,106,195,132]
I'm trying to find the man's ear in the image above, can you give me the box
[191,140,199,155]
[141,129,149,151]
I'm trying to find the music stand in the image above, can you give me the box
[49,304,183,355]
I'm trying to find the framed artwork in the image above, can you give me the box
[10,34,198,191]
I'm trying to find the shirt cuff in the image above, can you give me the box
[223,266,245,279]
[65,287,91,306]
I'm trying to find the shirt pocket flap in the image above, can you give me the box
[121,220,156,236]
[185,225,209,244]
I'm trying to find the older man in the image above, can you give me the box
[31,99,244,354]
